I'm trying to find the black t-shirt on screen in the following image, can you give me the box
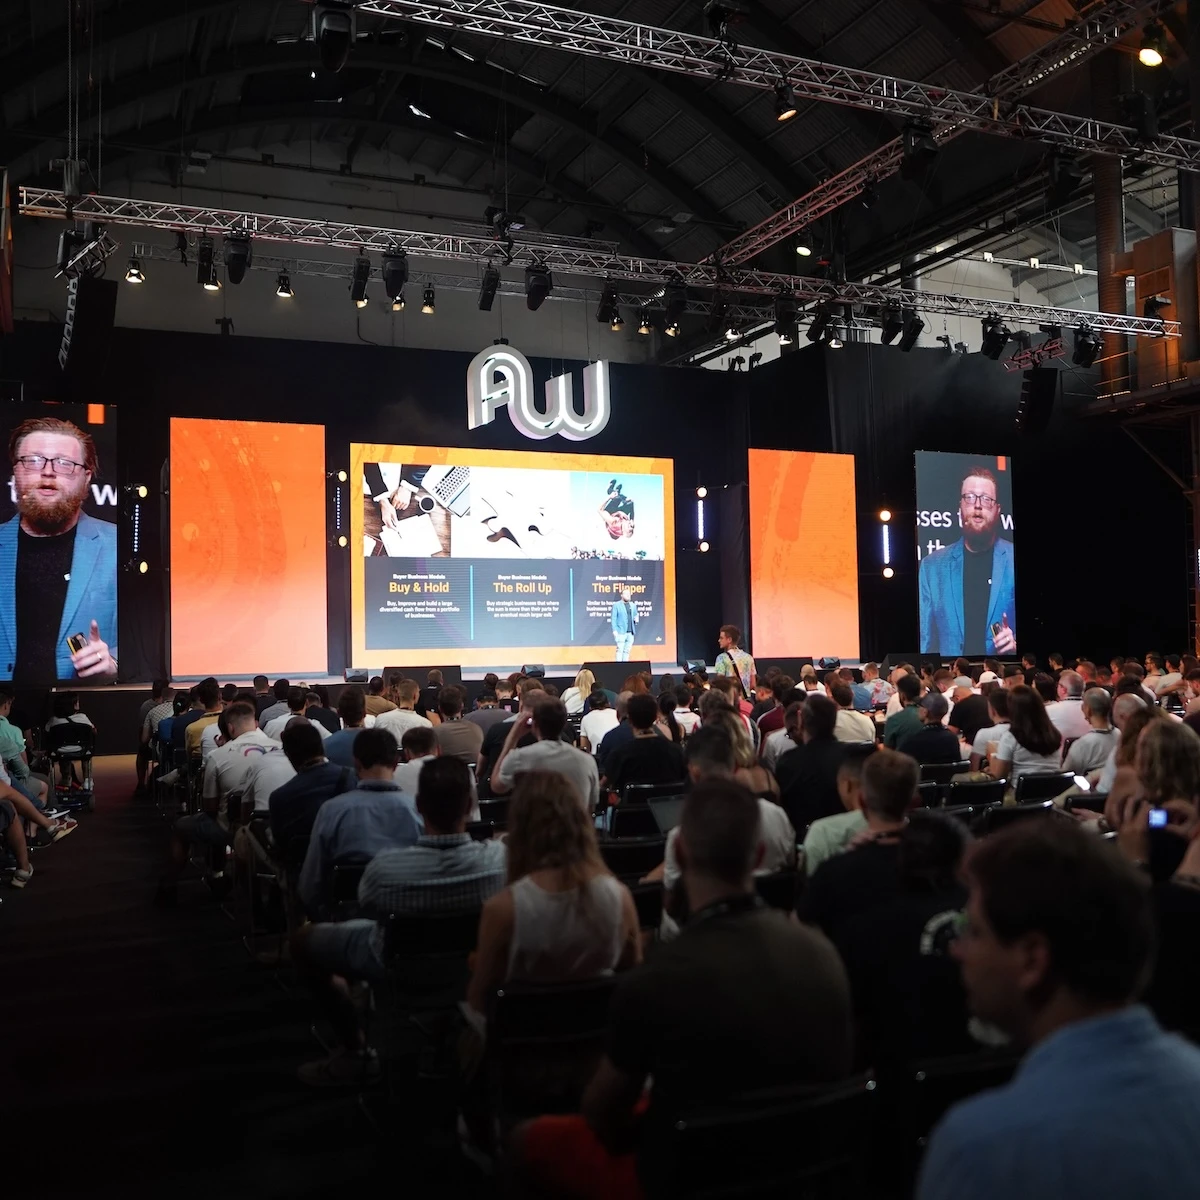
[962,542,993,654]
[604,734,686,794]
[13,526,76,685]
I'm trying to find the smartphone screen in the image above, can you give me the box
[1149,807,1169,829]
[66,632,87,654]
[1072,776,1091,792]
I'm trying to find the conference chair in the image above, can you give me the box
[467,820,499,842]
[980,799,1055,835]
[629,880,664,932]
[609,804,663,838]
[1014,771,1075,804]
[907,1051,1019,1158]
[599,835,666,881]
[754,869,799,913]
[919,761,971,788]
[915,781,940,808]
[44,722,96,812]
[486,977,616,1129]
[946,778,1007,807]
[659,1073,879,1199]
[922,803,978,828]
[621,781,688,806]
[477,798,509,826]
[328,860,367,921]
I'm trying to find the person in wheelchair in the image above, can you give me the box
[44,691,96,791]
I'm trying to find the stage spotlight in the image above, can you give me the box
[880,302,904,345]
[350,254,370,308]
[827,326,844,349]
[337,470,348,483]
[879,508,891,522]
[337,534,349,548]
[980,314,1010,360]
[795,231,813,257]
[223,232,252,285]
[1144,294,1172,320]
[124,257,145,284]
[665,320,681,337]
[748,351,763,369]
[860,179,878,209]
[421,285,436,315]
[275,272,294,298]
[699,540,711,553]
[638,310,652,335]
[898,311,924,352]
[663,282,687,325]
[610,309,624,332]
[724,324,739,341]
[478,263,500,312]
[1048,153,1084,208]
[901,118,938,181]
[1139,22,1165,67]
[697,486,708,499]
[596,281,619,325]
[806,305,829,343]
[313,2,354,73]
[525,262,552,311]
[883,566,895,579]
[197,236,220,290]
[485,206,526,238]
[774,293,798,345]
[138,561,149,574]
[392,293,405,312]
[134,485,149,500]
[383,250,409,303]
[1072,323,1102,367]
[774,79,797,122]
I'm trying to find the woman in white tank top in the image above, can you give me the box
[467,769,641,1015]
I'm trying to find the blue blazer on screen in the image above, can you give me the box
[918,536,1015,657]
[0,512,119,679]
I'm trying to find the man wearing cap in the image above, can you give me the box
[897,692,962,764]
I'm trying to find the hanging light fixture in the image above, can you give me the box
[421,285,436,315]
[275,271,293,298]
[124,257,145,284]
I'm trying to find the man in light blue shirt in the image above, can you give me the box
[297,727,420,918]
[919,819,1200,1200]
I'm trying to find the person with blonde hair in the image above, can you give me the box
[467,771,640,1014]
[705,706,778,797]
[561,668,595,716]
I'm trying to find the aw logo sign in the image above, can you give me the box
[467,345,610,441]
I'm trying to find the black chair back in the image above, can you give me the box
[919,761,971,786]
[599,835,666,880]
[622,781,687,805]
[488,977,616,1124]
[630,881,664,930]
[753,870,798,913]
[916,781,940,807]
[926,803,978,827]
[380,908,482,1016]
[909,1051,1019,1148]
[477,798,509,825]
[1014,771,1074,804]
[947,778,1007,806]
[466,820,498,842]
[328,860,366,920]
[45,721,96,757]
[610,804,662,838]
[660,1073,878,1199]
[981,799,1056,835]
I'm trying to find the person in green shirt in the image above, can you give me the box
[883,673,924,750]
[802,742,874,877]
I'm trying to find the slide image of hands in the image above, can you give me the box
[362,463,459,558]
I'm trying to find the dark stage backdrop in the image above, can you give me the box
[750,343,1189,662]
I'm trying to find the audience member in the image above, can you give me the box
[883,674,923,750]
[832,683,876,743]
[706,707,778,797]
[756,674,796,741]
[297,729,421,918]
[986,685,1062,781]
[293,756,505,1086]
[323,686,368,767]
[433,686,484,764]
[132,680,168,792]
[268,721,357,848]
[465,689,508,736]
[416,668,444,720]
[1062,687,1119,776]
[393,725,478,817]
[919,820,1200,1200]
[670,686,699,738]
[201,701,276,807]
[760,699,801,772]
[372,679,431,741]
[1044,670,1090,740]
[579,688,619,755]
[304,687,341,735]
[561,668,596,716]
[137,684,176,789]
[947,684,989,751]
[251,675,273,718]
[1031,672,1058,704]
[1099,701,1161,807]
[0,763,77,888]
[363,675,396,717]
[517,777,850,1200]
[861,661,895,708]
[258,678,291,725]
[478,679,545,794]
[776,694,846,833]
[265,688,328,742]
[801,742,874,877]
[654,692,682,743]
[802,747,917,938]
[492,698,600,813]
[900,693,963,764]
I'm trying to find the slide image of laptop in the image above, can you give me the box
[422,465,471,517]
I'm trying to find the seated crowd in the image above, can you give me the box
[108,644,1200,1196]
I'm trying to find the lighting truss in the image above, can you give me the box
[344,1,1196,171]
[715,0,1179,263]
[24,189,1176,338]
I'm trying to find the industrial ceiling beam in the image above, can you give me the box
[19,186,1179,338]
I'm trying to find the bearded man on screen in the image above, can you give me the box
[918,466,1016,658]
[0,417,118,683]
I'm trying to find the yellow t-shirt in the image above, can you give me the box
[185,713,220,758]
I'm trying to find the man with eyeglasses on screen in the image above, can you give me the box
[919,466,1016,659]
[0,417,118,683]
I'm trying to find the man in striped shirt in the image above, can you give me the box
[293,756,506,1087]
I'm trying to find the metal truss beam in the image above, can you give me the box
[343,0,1196,172]
[21,188,1178,338]
[715,0,1179,263]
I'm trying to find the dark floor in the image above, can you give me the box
[2,757,482,1199]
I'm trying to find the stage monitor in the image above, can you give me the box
[169,418,329,677]
[0,401,118,683]
[915,451,1015,658]
[748,449,859,661]
[349,445,676,670]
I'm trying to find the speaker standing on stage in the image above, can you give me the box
[0,418,117,683]
[611,586,638,662]
[919,466,1016,659]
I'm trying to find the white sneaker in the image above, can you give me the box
[11,867,32,888]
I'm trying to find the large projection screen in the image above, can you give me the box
[349,444,676,669]
[916,451,1015,658]
[170,418,329,677]
[748,449,859,660]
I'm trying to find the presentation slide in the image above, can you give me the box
[1,402,118,683]
[349,444,676,669]
[916,451,1015,657]
[748,449,859,660]
[170,419,329,677]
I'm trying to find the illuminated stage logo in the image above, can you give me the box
[467,345,610,442]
